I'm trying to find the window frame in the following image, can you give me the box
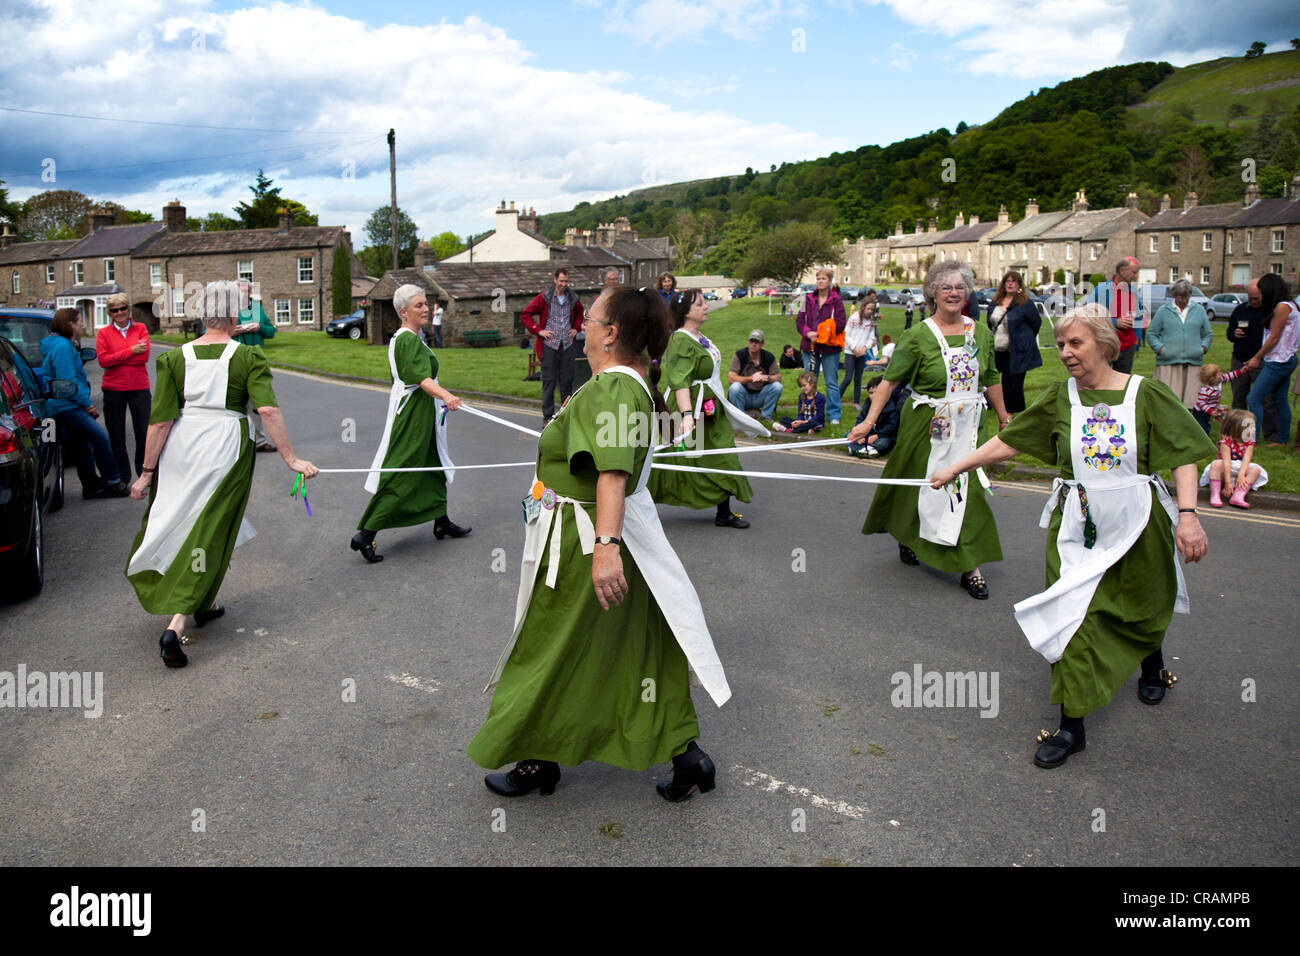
[45,264,55,284]
[1148,235,1157,254]
[237,259,254,282]
[149,263,162,289]
[1170,234,1180,253]
[297,255,314,283]
[297,297,315,325]
[1202,232,1212,252]
[1272,230,1284,253]
[274,299,291,326]
[73,260,84,284]
[103,257,115,282]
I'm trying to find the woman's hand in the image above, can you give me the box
[1175,514,1208,563]
[129,473,152,500]
[592,544,628,610]
[846,421,871,443]
[443,394,463,411]
[679,412,695,436]
[929,466,959,489]
[289,456,319,479]
[998,414,1012,431]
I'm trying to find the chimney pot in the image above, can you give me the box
[163,200,187,232]
[277,207,293,232]
[1244,182,1261,206]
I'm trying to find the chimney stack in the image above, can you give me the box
[517,205,539,234]
[0,220,14,249]
[927,217,938,233]
[895,221,904,237]
[1071,188,1089,213]
[1244,182,1261,206]
[89,209,116,234]
[496,202,521,234]
[1025,199,1039,218]
[969,214,979,225]
[915,219,923,235]
[997,204,1009,227]
[163,200,187,233]
[277,207,293,232]
[1125,192,1140,209]
[414,241,435,268]
[1183,191,1199,210]
[1160,193,1172,213]
[954,211,965,228]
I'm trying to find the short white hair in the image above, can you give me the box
[393,283,426,314]
[923,261,974,310]
[201,280,240,328]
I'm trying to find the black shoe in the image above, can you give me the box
[484,760,560,797]
[656,742,716,802]
[1033,726,1085,769]
[433,519,471,539]
[714,512,750,529]
[82,485,109,500]
[350,532,383,563]
[1138,669,1177,705]
[194,604,225,628]
[960,571,989,600]
[898,544,919,565]
[104,481,131,497]
[160,629,188,668]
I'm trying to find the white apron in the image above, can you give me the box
[675,329,769,440]
[126,341,255,575]
[364,327,453,494]
[487,365,732,707]
[913,318,987,546]
[1014,375,1188,663]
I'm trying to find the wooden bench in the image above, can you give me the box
[464,329,502,348]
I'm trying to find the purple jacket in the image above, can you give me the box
[796,290,847,354]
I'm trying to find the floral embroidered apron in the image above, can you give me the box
[364,327,453,494]
[1014,375,1187,663]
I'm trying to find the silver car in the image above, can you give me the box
[1137,282,1212,320]
[1206,292,1249,319]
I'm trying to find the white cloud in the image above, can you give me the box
[1,1,837,240]
[602,0,790,45]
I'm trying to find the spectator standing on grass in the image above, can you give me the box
[96,292,151,481]
[521,268,584,422]
[795,268,847,424]
[726,329,783,420]
[1147,278,1212,415]
[1245,273,1300,447]
[1225,279,1275,435]
[1089,256,1145,374]
[231,279,278,452]
[986,270,1041,415]
[431,301,444,348]
[841,298,877,409]
[658,272,676,304]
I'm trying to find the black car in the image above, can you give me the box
[1,335,65,600]
[326,308,367,340]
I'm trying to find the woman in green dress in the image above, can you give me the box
[647,288,767,528]
[468,287,731,801]
[849,262,1011,599]
[126,281,318,668]
[930,304,1214,768]
[351,284,469,563]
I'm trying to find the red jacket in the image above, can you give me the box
[520,287,584,358]
[96,321,151,392]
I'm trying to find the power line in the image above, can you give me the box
[0,104,367,135]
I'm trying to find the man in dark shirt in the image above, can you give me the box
[727,329,783,419]
[1225,278,1275,434]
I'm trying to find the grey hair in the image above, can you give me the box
[201,280,240,328]
[393,283,426,314]
[1170,278,1193,298]
[105,292,129,311]
[922,260,974,310]
[604,268,620,280]
[1055,303,1121,362]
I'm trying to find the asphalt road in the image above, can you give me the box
[2,352,1296,866]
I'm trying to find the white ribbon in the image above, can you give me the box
[314,461,534,474]
[458,403,543,438]
[651,462,932,486]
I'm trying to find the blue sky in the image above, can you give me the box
[0,0,1292,243]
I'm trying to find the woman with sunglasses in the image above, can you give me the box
[95,292,152,482]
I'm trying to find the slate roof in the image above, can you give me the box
[0,239,78,265]
[560,246,628,267]
[608,238,670,261]
[371,262,607,302]
[1135,202,1241,231]
[941,221,1000,243]
[988,210,1072,243]
[1231,196,1300,228]
[134,225,347,255]
[894,229,954,248]
[56,222,166,259]
[1038,207,1133,241]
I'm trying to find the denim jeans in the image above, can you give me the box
[840,351,867,406]
[811,351,842,422]
[848,435,894,455]
[727,381,783,419]
[801,349,814,373]
[58,407,121,488]
[1248,354,1297,443]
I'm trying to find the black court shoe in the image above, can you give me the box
[160,629,188,668]
[433,518,472,540]
[960,571,989,600]
[1033,726,1085,769]
[898,543,919,565]
[657,742,716,802]
[1138,669,1177,705]
[484,760,560,797]
[714,512,750,529]
[194,604,225,628]
[350,532,383,563]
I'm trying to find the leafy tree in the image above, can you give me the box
[1292,38,1299,50]
[0,179,24,236]
[668,211,714,272]
[1245,41,1266,58]
[17,189,94,240]
[362,205,420,270]
[1226,102,1249,127]
[427,231,467,260]
[201,211,241,231]
[357,246,391,277]
[331,242,353,317]
[739,222,838,288]
[701,213,759,277]
[233,169,317,228]
[955,121,969,134]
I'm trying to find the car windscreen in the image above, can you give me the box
[0,316,51,366]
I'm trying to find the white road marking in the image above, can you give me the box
[732,765,869,819]
[387,673,441,694]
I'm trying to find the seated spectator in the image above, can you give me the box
[778,344,802,369]
[726,329,783,419]
[864,334,895,370]
[772,371,825,433]
[847,375,905,457]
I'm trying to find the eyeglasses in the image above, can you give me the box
[582,317,608,327]
[109,305,129,313]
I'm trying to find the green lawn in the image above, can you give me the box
[155,301,1300,492]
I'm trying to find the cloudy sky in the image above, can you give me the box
[0,0,1292,243]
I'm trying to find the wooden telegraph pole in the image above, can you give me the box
[388,128,399,272]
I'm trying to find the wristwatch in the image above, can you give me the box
[595,535,621,546]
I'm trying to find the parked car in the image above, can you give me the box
[899,288,925,306]
[702,291,719,301]
[0,307,55,385]
[731,288,748,299]
[0,334,66,601]
[1138,283,1211,319]
[878,289,902,304]
[326,308,366,340]
[1206,292,1248,319]
[839,285,860,302]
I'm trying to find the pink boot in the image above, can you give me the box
[1228,486,1250,509]
[1209,478,1223,507]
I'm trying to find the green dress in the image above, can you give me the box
[998,379,1217,717]
[861,321,1002,572]
[358,333,446,532]
[468,371,700,770]
[648,330,752,508]
[125,345,277,614]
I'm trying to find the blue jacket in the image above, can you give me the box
[1147,302,1212,365]
[40,334,90,413]
[986,299,1042,375]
